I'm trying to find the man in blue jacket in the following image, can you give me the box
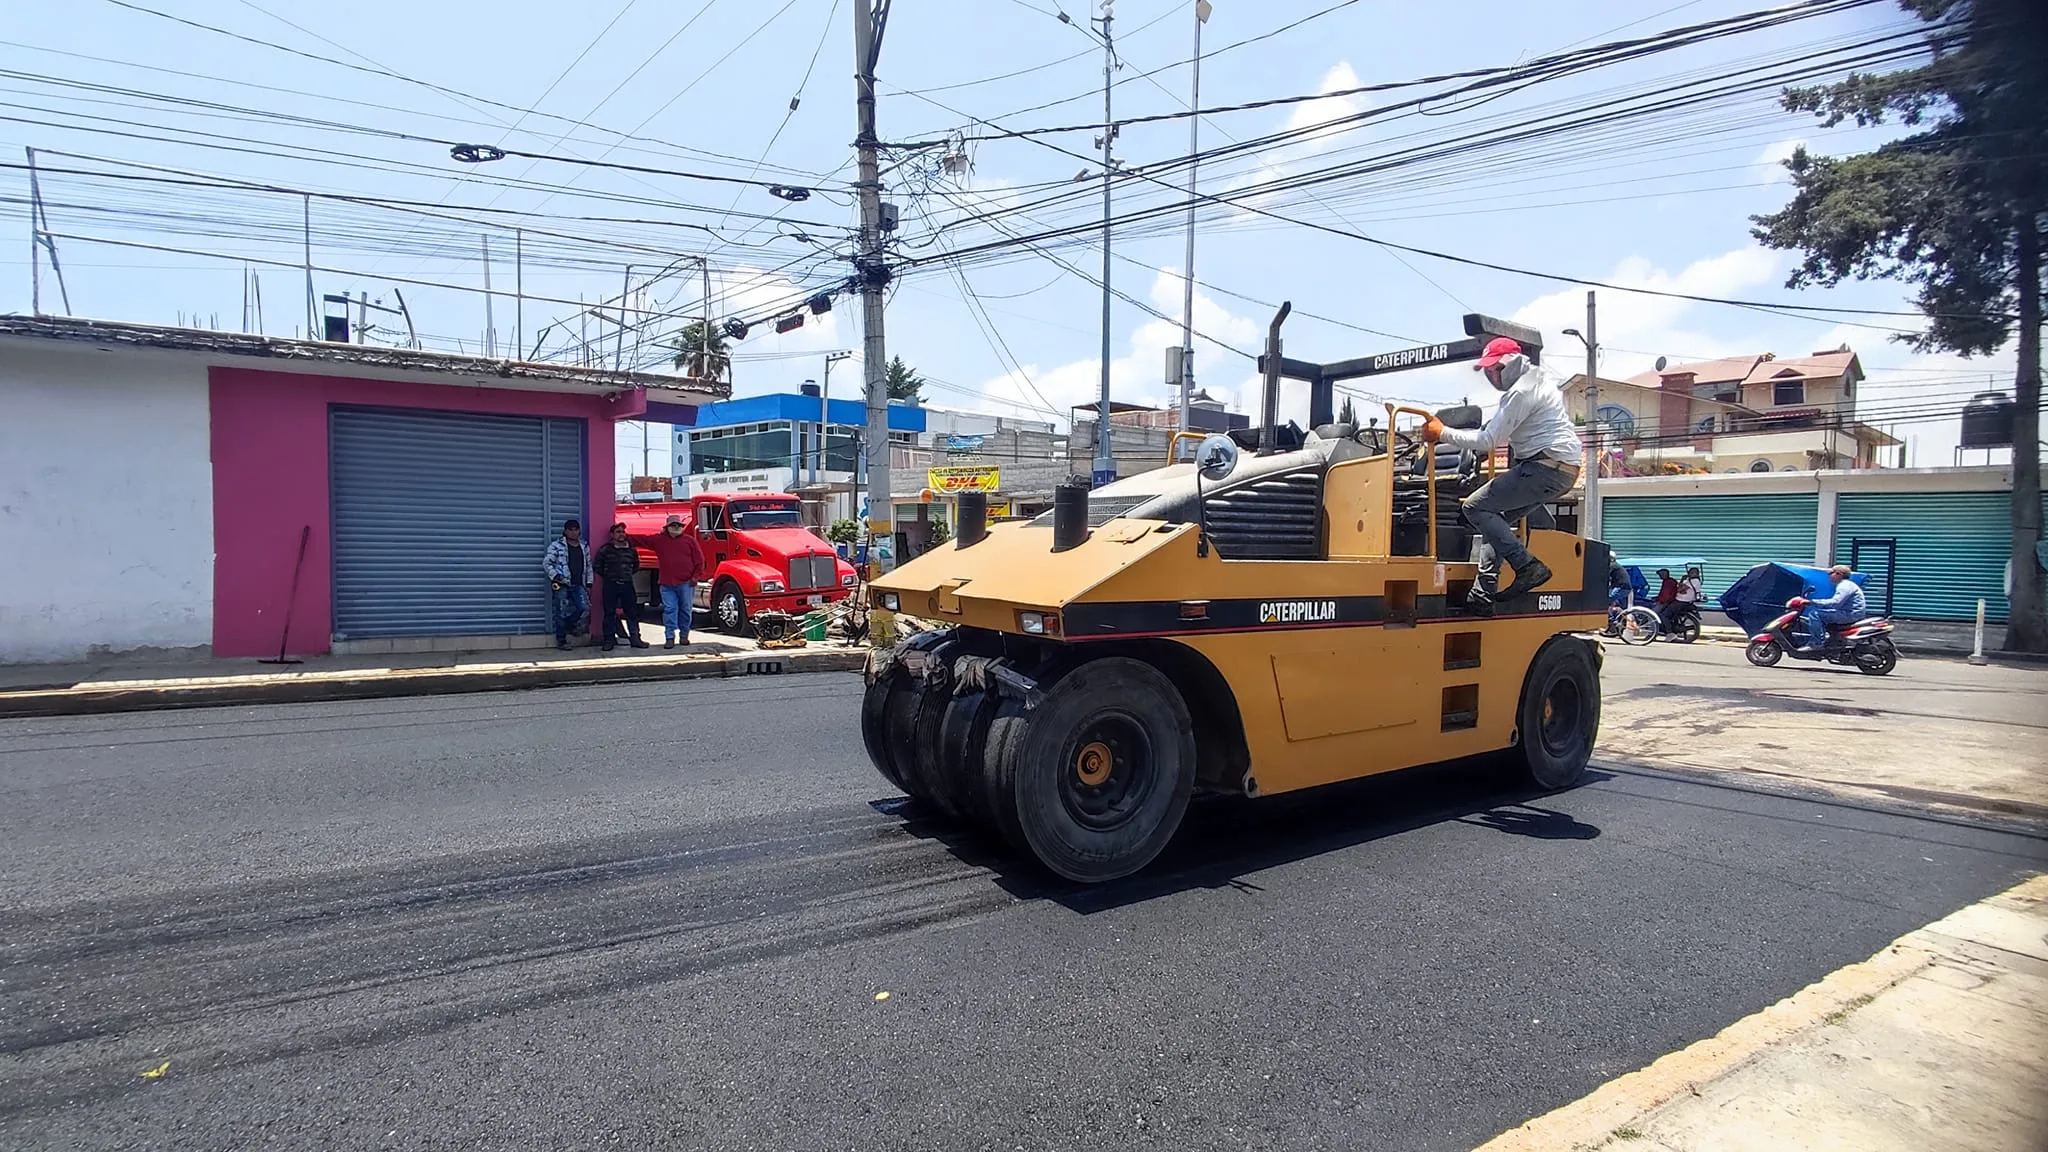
[1797,564,1866,652]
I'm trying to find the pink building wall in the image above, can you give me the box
[209,367,619,658]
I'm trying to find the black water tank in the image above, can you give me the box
[798,381,821,398]
[1960,392,2014,448]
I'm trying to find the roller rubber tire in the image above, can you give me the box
[907,653,967,820]
[980,700,1031,853]
[882,669,929,803]
[937,690,1002,832]
[1516,639,1600,792]
[1745,637,1784,667]
[860,669,907,790]
[1010,657,1196,883]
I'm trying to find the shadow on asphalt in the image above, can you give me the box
[879,758,1613,913]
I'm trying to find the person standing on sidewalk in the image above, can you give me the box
[593,523,649,651]
[1421,336,1582,608]
[542,519,595,651]
[628,513,706,649]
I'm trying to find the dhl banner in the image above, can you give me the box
[928,466,1000,493]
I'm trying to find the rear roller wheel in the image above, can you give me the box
[859,668,908,791]
[1516,639,1600,792]
[1009,658,1195,883]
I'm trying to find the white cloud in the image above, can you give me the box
[1225,62,1368,211]
[1752,137,1807,184]
[971,268,1259,422]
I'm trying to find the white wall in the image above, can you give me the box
[0,343,214,662]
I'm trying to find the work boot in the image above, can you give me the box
[1464,586,1497,616]
[601,641,616,652]
[631,636,651,649]
[664,636,676,649]
[1497,560,1554,601]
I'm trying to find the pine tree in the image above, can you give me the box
[1751,0,2045,651]
[885,356,926,403]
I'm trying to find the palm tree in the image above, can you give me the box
[671,321,731,381]
[1336,395,1357,427]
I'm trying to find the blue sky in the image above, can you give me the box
[2,0,2018,479]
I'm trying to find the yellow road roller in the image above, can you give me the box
[861,307,1608,882]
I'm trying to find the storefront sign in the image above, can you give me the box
[927,466,1000,493]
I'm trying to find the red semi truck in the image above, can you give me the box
[613,493,857,634]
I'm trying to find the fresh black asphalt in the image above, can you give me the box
[1,675,2040,1150]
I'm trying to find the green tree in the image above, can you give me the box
[670,320,730,382]
[1751,0,2045,651]
[885,355,926,403]
[927,515,951,547]
[826,518,860,545]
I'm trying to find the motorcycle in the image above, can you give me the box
[1658,601,1703,644]
[1744,599,1899,676]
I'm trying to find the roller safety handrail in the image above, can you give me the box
[1167,430,1206,466]
[1389,405,1439,561]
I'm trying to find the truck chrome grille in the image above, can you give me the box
[787,554,837,590]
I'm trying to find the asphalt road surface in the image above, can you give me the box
[2,673,2042,1151]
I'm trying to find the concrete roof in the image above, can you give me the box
[0,314,729,405]
[1623,349,1862,390]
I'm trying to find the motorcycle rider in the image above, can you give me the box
[1792,564,1866,652]
[1422,337,1582,607]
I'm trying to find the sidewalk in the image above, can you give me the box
[1477,873,2048,1152]
[0,621,866,718]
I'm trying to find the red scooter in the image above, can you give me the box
[1745,598,1899,676]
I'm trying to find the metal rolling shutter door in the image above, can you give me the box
[1834,490,2045,622]
[331,408,585,639]
[1600,493,1819,602]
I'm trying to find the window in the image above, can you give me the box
[1695,416,1716,434]
[1773,378,1805,406]
[729,499,803,529]
[697,504,725,535]
[1749,459,1773,473]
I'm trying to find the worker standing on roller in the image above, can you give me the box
[1423,336,1582,608]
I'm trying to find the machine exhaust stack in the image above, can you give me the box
[1258,302,1291,456]
[955,490,988,548]
[1051,481,1089,552]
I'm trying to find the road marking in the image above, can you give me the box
[1473,873,2048,1152]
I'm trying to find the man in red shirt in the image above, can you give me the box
[629,513,708,648]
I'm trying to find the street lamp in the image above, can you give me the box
[1561,293,1600,539]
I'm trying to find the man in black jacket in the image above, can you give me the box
[594,523,650,651]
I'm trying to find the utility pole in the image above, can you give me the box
[1583,290,1600,539]
[701,255,715,384]
[853,0,894,570]
[823,348,854,489]
[483,235,495,358]
[26,147,37,315]
[1092,0,1118,487]
[1177,0,1211,434]
[514,229,524,360]
[303,193,315,339]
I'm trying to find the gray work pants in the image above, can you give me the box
[1461,460,1579,595]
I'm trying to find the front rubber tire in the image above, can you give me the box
[1516,639,1600,791]
[713,581,747,634]
[1010,658,1196,883]
[1672,611,1700,644]
[1746,637,1784,667]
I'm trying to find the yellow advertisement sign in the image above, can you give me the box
[987,502,1012,519]
[928,466,1000,493]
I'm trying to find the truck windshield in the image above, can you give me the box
[729,501,803,529]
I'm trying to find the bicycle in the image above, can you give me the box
[1604,595,1661,646]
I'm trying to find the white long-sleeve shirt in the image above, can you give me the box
[1438,361,1584,464]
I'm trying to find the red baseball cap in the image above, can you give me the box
[1474,337,1521,371]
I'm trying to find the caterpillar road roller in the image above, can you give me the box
[861,307,1608,882]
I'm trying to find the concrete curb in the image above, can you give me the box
[0,648,868,719]
[1473,874,2048,1152]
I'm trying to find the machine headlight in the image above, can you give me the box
[879,591,901,611]
[760,579,785,593]
[1018,610,1060,636]
[841,573,857,587]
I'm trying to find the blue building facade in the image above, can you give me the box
[673,393,928,483]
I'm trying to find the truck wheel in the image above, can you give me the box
[980,700,1031,853]
[1516,639,1600,792]
[1009,658,1195,883]
[712,580,747,634]
[937,689,1001,831]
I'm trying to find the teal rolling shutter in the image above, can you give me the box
[1834,490,2046,622]
[1601,492,1819,602]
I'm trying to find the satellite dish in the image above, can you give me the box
[1196,434,1238,482]
[1654,355,1668,372]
